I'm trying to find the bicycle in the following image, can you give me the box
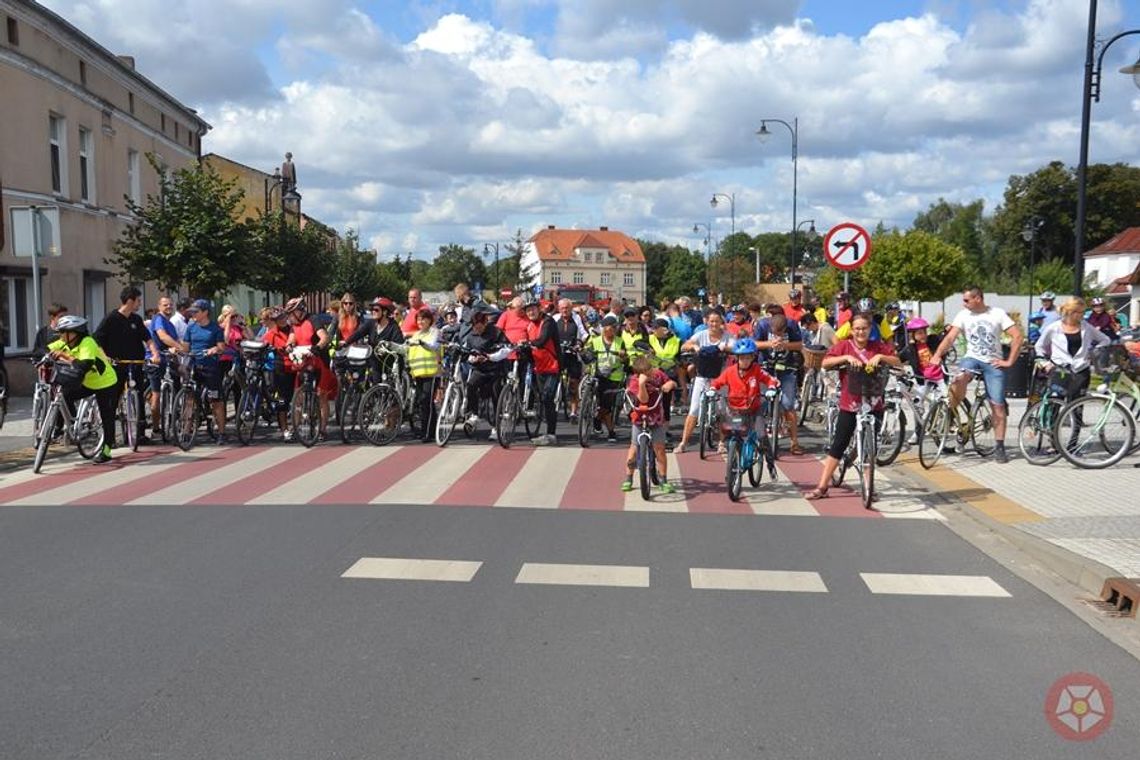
[113,360,148,452]
[627,390,665,500]
[798,347,828,425]
[235,340,276,445]
[32,363,105,473]
[1016,362,1069,466]
[917,365,989,469]
[154,351,180,444]
[359,341,410,446]
[30,356,53,448]
[333,343,374,444]
[876,367,922,466]
[830,367,887,510]
[1051,345,1139,469]
[722,389,779,503]
[496,343,542,449]
[289,345,321,447]
[172,353,217,452]
[0,360,7,430]
[435,343,477,447]
[576,347,599,447]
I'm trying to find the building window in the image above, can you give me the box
[49,114,67,195]
[128,92,134,114]
[623,272,635,287]
[600,272,612,286]
[550,270,562,285]
[127,149,140,205]
[79,60,87,86]
[1,277,33,352]
[160,113,165,133]
[174,122,179,141]
[78,127,94,202]
[584,251,592,263]
[84,274,107,328]
[6,16,18,45]
[572,271,584,285]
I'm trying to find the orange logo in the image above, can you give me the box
[1044,672,1113,741]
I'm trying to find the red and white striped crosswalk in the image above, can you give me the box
[0,442,944,518]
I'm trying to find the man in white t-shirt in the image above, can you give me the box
[931,285,1023,463]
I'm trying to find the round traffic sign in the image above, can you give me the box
[823,222,872,272]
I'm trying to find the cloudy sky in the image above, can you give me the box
[44,0,1140,260]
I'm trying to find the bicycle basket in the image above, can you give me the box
[345,344,371,363]
[847,366,889,398]
[719,407,755,435]
[240,340,266,354]
[52,361,85,392]
[801,347,826,370]
[1091,344,1129,374]
[1046,366,1081,397]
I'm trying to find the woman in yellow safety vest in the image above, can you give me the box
[406,306,442,442]
[47,314,119,463]
[648,317,681,432]
[587,314,628,443]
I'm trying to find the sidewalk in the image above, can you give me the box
[0,396,40,458]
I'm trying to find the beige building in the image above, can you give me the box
[523,226,647,306]
[0,0,208,389]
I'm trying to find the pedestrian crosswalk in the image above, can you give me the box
[0,441,946,518]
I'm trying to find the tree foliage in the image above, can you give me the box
[431,244,487,290]
[658,246,707,302]
[110,155,248,296]
[862,229,969,303]
[245,211,332,297]
[328,230,381,300]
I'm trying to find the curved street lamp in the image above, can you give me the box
[1073,3,1140,296]
[758,117,799,285]
[710,193,736,298]
[1022,216,1044,319]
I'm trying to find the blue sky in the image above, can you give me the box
[41,0,1140,261]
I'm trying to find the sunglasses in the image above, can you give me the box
[342,301,355,306]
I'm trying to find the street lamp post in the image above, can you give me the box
[749,246,759,283]
[483,242,500,294]
[757,117,799,285]
[1022,216,1044,320]
[710,193,735,300]
[693,222,713,299]
[1073,1,1140,297]
[794,219,817,282]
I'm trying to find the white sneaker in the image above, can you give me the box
[465,413,480,427]
[283,428,294,441]
[489,427,498,442]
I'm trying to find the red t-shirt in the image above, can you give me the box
[496,309,531,345]
[710,363,778,414]
[401,309,421,336]
[783,303,806,321]
[836,307,853,327]
[726,319,752,338]
[826,338,895,412]
[626,369,670,426]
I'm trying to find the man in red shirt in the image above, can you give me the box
[401,288,426,336]
[725,304,752,338]
[783,289,806,322]
[495,296,530,346]
[834,291,853,327]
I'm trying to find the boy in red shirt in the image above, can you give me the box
[710,338,780,449]
[622,354,677,494]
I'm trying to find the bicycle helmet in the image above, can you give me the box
[266,306,285,321]
[788,289,802,299]
[1029,310,1046,321]
[905,317,929,331]
[732,337,758,356]
[856,297,875,313]
[521,293,539,308]
[885,301,900,311]
[55,314,88,332]
[1040,290,1056,301]
[284,296,307,314]
[372,296,395,312]
[584,307,599,325]
[1091,296,1105,306]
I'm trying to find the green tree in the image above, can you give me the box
[430,244,487,290]
[659,247,706,301]
[812,266,867,304]
[374,260,408,300]
[638,240,671,302]
[245,211,332,297]
[862,229,969,303]
[329,230,381,300]
[912,198,986,274]
[110,155,249,296]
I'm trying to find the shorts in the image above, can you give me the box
[631,423,666,445]
[956,357,1006,405]
[193,364,223,400]
[688,376,724,417]
[775,369,798,412]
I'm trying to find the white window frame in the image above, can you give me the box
[78,126,94,203]
[600,272,612,286]
[49,114,68,196]
[550,270,562,285]
[623,272,635,287]
[572,271,584,285]
[127,149,140,205]
[2,277,35,352]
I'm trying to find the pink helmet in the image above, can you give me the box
[905,317,929,331]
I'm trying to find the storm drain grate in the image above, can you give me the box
[1093,577,1140,619]
[1080,598,1133,619]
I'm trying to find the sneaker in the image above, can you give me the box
[593,419,603,434]
[317,431,328,443]
[93,445,112,464]
[620,479,633,492]
[531,434,556,446]
[465,413,480,427]
[659,481,676,494]
[215,433,227,446]
[283,428,294,441]
[569,412,578,423]
[607,431,618,443]
[993,444,1009,464]
[489,427,498,442]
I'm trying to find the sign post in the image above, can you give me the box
[823,221,873,318]
[30,206,43,335]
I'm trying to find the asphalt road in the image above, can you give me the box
[1,500,1138,760]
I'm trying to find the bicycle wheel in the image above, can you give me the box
[497,383,519,449]
[638,436,652,500]
[123,390,139,452]
[236,386,262,446]
[798,370,816,425]
[174,388,197,451]
[970,402,996,457]
[359,385,402,446]
[435,382,462,447]
[577,386,595,448]
[1053,395,1136,469]
[1017,399,1063,466]
[876,403,906,465]
[831,449,849,487]
[918,401,950,469]
[76,401,104,459]
[768,408,781,461]
[858,420,877,509]
[699,399,715,460]
[33,403,58,474]
[747,437,763,487]
[725,437,743,502]
[338,385,361,445]
[31,387,47,448]
[160,383,175,443]
[292,387,320,447]
[522,384,541,440]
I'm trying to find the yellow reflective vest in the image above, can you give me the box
[649,333,680,371]
[589,334,626,382]
[406,328,441,378]
[47,335,118,390]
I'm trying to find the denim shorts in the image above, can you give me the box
[957,357,1006,404]
[776,369,798,412]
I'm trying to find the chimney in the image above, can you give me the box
[600,226,608,231]
[547,225,555,230]
[117,55,136,70]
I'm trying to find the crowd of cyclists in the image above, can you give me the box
[28,280,1140,495]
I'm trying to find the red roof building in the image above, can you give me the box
[523,226,647,305]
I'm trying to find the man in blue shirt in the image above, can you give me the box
[148,296,183,435]
[181,299,227,444]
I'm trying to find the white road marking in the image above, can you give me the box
[495,447,579,509]
[860,573,1011,597]
[126,447,305,505]
[690,568,828,593]
[624,451,687,512]
[371,446,485,504]
[515,562,650,588]
[6,449,212,506]
[341,557,483,582]
[250,446,398,504]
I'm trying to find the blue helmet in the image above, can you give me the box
[732,338,758,356]
[1029,310,1046,321]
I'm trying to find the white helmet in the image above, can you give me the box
[55,315,88,332]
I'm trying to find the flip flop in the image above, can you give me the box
[790,444,805,455]
[806,488,829,500]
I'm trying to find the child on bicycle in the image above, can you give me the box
[709,338,780,445]
[621,354,677,494]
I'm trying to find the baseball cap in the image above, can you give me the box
[622,307,637,318]
[601,315,620,327]
[189,298,211,312]
[653,317,670,329]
